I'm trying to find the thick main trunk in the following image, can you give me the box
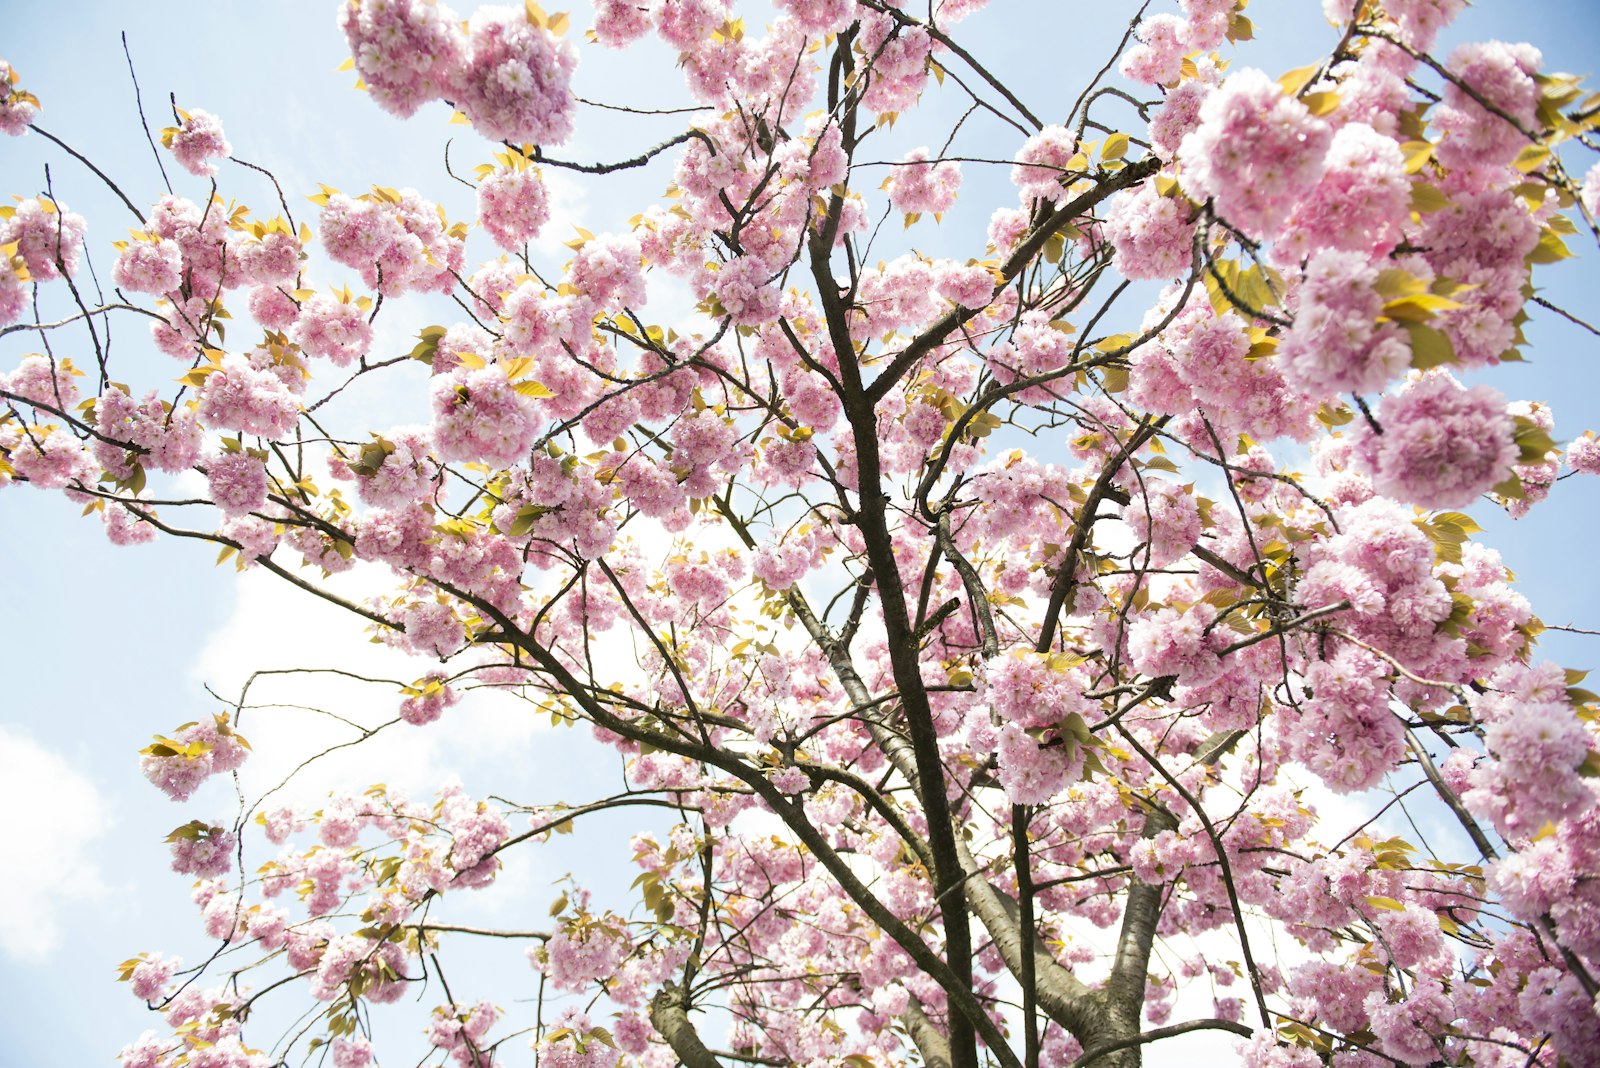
[903,997,955,1068]
[649,982,725,1068]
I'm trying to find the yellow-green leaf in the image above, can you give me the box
[1529,227,1574,264]
[1410,182,1451,214]
[1384,291,1461,322]
[1302,90,1341,117]
[1278,63,1321,98]
[1400,140,1434,174]
[1404,322,1455,370]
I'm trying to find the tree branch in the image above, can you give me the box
[649,982,727,1068]
[903,996,955,1068]
[1070,1018,1253,1067]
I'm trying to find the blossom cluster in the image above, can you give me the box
[340,0,577,144]
[3,3,1597,1068]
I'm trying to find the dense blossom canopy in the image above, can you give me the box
[4,1,1600,1067]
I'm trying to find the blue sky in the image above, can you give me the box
[2,1,1600,1065]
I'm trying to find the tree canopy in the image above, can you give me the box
[4,0,1600,1066]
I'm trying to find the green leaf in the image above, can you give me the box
[505,503,557,537]
[1513,418,1558,464]
[1431,511,1482,536]
[349,436,395,477]
[1409,182,1450,214]
[1099,366,1129,394]
[407,325,448,365]
[1492,474,1525,500]
[1404,322,1455,370]
[164,819,218,843]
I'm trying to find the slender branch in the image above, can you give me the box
[1071,1018,1254,1067]
[531,129,713,175]
[1114,725,1272,1029]
[868,156,1161,404]
[122,32,172,195]
[1531,294,1600,337]
[413,923,551,941]
[0,302,165,339]
[31,126,146,223]
[576,95,712,115]
[1218,601,1351,658]
[859,0,1042,131]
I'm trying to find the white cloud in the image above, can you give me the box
[643,269,712,339]
[530,168,590,260]
[191,562,543,809]
[0,728,112,960]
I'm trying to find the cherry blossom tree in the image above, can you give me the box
[4,1,1600,1066]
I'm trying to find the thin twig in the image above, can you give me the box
[122,32,172,195]
[31,126,145,223]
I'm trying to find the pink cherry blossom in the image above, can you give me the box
[1178,68,1333,236]
[885,148,961,217]
[113,238,184,295]
[1358,370,1517,509]
[478,163,551,250]
[206,450,269,515]
[0,59,38,135]
[338,0,467,118]
[168,109,232,177]
[2,197,87,281]
[453,5,579,145]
